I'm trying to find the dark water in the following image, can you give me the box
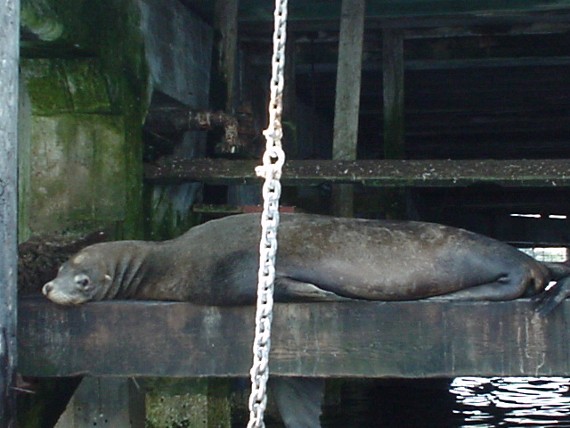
[317,377,570,427]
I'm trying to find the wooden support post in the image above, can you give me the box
[283,34,298,159]
[214,0,239,112]
[382,29,407,218]
[332,0,365,217]
[0,1,19,426]
[382,29,405,158]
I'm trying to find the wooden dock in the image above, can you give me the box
[18,297,570,379]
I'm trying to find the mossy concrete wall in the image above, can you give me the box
[19,0,148,241]
[20,58,128,238]
[18,1,234,427]
[19,0,214,239]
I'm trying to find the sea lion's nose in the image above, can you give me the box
[42,282,53,296]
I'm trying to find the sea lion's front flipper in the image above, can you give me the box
[534,276,570,316]
[275,277,352,302]
[271,377,325,428]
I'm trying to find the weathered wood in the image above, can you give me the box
[0,1,20,425]
[331,185,354,218]
[283,33,299,159]
[238,1,570,24]
[332,0,365,160]
[382,29,405,159]
[275,56,570,75]
[214,0,239,111]
[331,0,365,217]
[243,12,570,38]
[144,158,570,187]
[381,29,407,219]
[18,298,570,378]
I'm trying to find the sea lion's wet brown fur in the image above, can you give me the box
[43,213,564,306]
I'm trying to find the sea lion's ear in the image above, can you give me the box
[104,274,112,283]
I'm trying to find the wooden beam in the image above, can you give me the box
[18,298,570,378]
[238,2,570,25]
[332,0,365,217]
[0,1,20,424]
[144,158,570,187]
[241,12,570,37]
[295,56,570,77]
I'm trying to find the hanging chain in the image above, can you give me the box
[247,0,288,427]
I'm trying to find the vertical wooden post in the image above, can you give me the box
[283,34,298,159]
[382,29,405,158]
[382,29,407,219]
[0,1,20,426]
[332,0,365,217]
[214,0,239,112]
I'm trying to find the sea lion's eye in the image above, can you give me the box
[74,274,90,288]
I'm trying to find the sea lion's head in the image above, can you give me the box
[42,246,113,305]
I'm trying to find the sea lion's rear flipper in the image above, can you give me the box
[271,377,325,428]
[534,276,570,316]
[275,277,352,302]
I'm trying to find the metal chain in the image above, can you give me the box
[247,0,288,427]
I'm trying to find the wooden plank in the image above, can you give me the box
[407,56,570,70]
[332,0,365,217]
[238,1,570,23]
[0,1,20,425]
[144,158,570,187]
[289,57,570,76]
[242,12,570,36]
[18,298,570,378]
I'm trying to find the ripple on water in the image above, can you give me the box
[451,377,570,427]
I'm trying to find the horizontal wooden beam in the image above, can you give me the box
[295,56,570,74]
[18,298,570,378]
[238,2,570,25]
[144,158,570,187]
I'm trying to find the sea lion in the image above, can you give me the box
[42,213,570,428]
[42,212,570,306]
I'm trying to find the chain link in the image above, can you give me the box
[247,0,288,427]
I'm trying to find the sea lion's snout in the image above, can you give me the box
[42,269,96,306]
[41,277,77,305]
[42,281,53,297]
